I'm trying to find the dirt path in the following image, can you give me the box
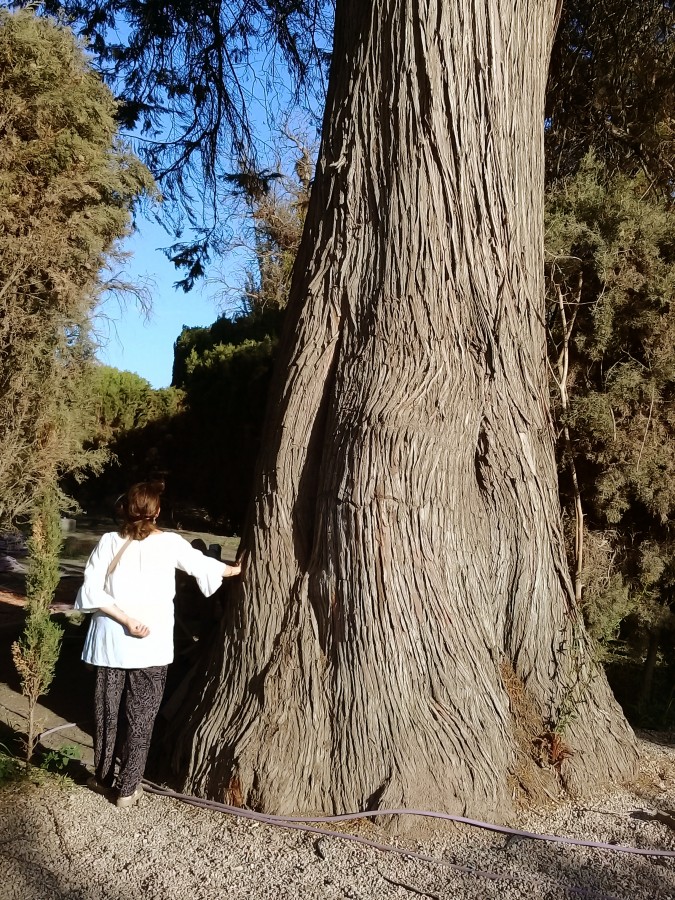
[0,733,674,900]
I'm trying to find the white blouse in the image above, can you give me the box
[75,530,227,668]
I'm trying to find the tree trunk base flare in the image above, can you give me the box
[168,0,638,822]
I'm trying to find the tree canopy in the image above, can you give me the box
[36,0,331,284]
[89,365,184,441]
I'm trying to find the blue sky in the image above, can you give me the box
[95,112,313,389]
[90,27,322,389]
[95,115,314,391]
[95,214,241,389]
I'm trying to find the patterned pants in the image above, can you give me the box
[94,665,167,797]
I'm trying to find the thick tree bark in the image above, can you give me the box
[171,0,637,819]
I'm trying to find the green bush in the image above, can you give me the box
[11,488,65,761]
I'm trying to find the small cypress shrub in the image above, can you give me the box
[11,488,64,762]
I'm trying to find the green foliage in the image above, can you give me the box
[235,143,313,314]
[148,147,311,526]
[548,156,675,520]
[576,528,633,645]
[11,487,65,761]
[173,307,284,390]
[65,364,185,512]
[71,149,311,529]
[179,332,277,525]
[88,365,184,441]
[11,611,63,712]
[41,743,81,773]
[25,486,63,608]
[546,153,675,663]
[0,744,22,786]
[0,9,155,526]
[0,741,81,788]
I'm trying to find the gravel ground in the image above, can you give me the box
[1,734,674,900]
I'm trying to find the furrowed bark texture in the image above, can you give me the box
[173,0,637,819]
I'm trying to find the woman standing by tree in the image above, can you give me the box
[76,481,241,808]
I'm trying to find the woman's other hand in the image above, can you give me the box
[99,603,151,638]
[125,618,150,638]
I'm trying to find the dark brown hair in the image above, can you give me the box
[119,481,164,540]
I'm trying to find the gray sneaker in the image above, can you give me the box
[115,784,144,809]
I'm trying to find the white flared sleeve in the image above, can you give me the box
[74,533,116,612]
[173,535,227,596]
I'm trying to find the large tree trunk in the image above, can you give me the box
[171,0,637,820]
